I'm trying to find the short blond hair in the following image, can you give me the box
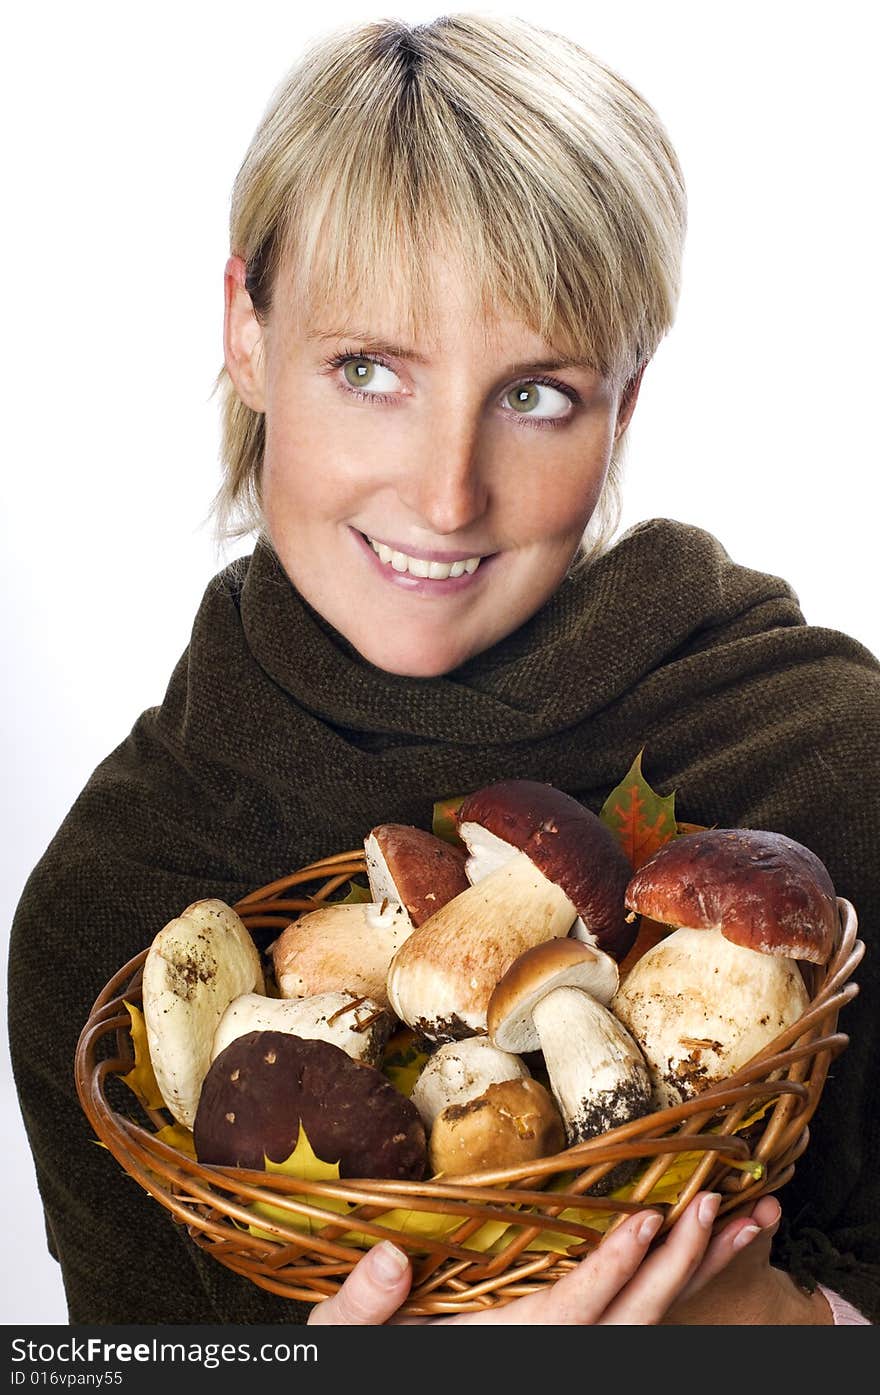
[211,13,687,558]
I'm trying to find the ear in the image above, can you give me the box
[223,255,267,412]
[613,362,647,442]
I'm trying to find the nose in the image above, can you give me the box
[395,412,490,536]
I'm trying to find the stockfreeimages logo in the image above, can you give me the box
[10,1336,318,1373]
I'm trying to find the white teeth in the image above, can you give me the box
[367,536,483,580]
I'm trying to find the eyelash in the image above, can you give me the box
[321,349,580,429]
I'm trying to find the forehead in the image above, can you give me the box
[277,256,578,362]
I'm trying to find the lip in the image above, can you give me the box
[351,527,498,594]
[358,531,490,564]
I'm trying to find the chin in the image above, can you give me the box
[354,630,473,679]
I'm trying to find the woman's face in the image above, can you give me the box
[225,252,641,677]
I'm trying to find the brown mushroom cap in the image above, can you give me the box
[487,939,620,1053]
[624,828,838,965]
[365,823,469,927]
[193,1031,427,1181]
[457,780,635,962]
[428,1077,565,1177]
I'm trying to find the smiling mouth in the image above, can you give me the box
[362,533,485,579]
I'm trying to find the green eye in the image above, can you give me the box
[504,381,572,420]
[343,358,375,387]
[507,384,540,413]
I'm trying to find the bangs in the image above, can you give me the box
[263,35,658,380]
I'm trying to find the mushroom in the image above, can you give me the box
[364,823,470,927]
[385,848,579,1040]
[428,1077,565,1178]
[211,990,393,1067]
[456,779,637,964]
[410,1036,532,1130]
[611,827,836,1107]
[193,1031,427,1181]
[487,938,653,1188]
[142,898,265,1129]
[270,899,413,1009]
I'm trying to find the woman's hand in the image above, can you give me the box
[307,1190,797,1326]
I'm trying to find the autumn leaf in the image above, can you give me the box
[599,749,678,870]
[432,794,466,848]
[119,1001,166,1111]
[339,878,371,904]
[381,1028,432,1098]
[248,1125,355,1240]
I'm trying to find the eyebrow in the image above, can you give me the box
[306,328,597,376]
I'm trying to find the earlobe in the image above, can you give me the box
[223,254,267,412]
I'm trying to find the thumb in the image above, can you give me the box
[308,1242,412,1325]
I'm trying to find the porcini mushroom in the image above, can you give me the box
[456,779,637,963]
[487,938,653,1181]
[612,828,836,1107]
[385,848,578,1040]
[410,1036,532,1130]
[365,823,470,926]
[428,1077,565,1178]
[211,990,393,1067]
[142,898,265,1129]
[194,1031,427,1181]
[271,899,413,1009]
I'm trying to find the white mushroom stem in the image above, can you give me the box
[531,987,652,1146]
[457,821,519,885]
[271,900,414,1008]
[410,1038,530,1130]
[142,898,265,1129]
[211,991,391,1067]
[386,849,578,1039]
[611,924,811,1108]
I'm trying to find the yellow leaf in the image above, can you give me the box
[155,1123,196,1157]
[247,1124,355,1240]
[119,1001,166,1110]
[381,1029,431,1098]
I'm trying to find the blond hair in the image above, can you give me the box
[211,13,687,561]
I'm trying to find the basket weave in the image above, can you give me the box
[75,849,864,1316]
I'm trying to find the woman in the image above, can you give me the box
[9,14,877,1325]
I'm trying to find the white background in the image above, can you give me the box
[3,1,878,1324]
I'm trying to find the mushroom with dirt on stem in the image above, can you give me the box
[611,827,838,1108]
[386,780,636,1041]
[487,937,653,1192]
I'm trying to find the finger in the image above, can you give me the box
[443,1208,666,1325]
[599,1191,722,1324]
[307,1242,412,1325]
[673,1194,782,1304]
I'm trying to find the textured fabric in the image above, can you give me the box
[8,518,880,1324]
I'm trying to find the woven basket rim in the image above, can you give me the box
[74,855,864,1314]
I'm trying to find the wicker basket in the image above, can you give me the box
[75,849,864,1316]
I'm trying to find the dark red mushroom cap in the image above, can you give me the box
[193,1031,427,1180]
[365,823,469,927]
[457,780,636,963]
[624,828,838,965]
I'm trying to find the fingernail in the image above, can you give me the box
[638,1212,663,1243]
[698,1193,721,1226]
[370,1242,409,1285]
[732,1224,761,1252]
